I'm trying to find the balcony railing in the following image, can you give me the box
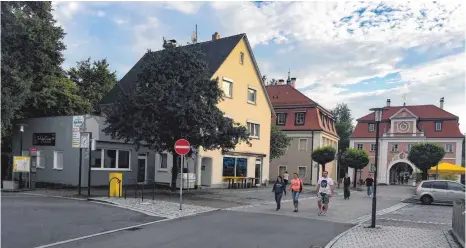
[452,199,465,247]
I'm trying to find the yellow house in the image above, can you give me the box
[100,33,274,188]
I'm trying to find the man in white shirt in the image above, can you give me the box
[316,171,334,216]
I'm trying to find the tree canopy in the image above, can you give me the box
[331,103,354,152]
[68,58,117,113]
[270,125,291,161]
[340,148,369,187]
[408,142,446,180]
[311,146,336,172]
[103,45,251,189]
[1,1,65,145]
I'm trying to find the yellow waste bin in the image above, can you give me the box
[109,173,123,197]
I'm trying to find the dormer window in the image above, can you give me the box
[435,122,442,131]
[369,123,375,132]
[276,113,286,126]
[295,112,305,125]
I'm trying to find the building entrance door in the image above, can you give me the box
[137,154,147,183]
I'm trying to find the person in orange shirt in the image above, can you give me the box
[288,173,303,212]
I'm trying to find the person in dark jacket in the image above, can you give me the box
[272,176,286,211]
[343,173,351,199]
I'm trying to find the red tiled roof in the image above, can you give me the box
[266,85,338,137]
[357,105,458,121]
[266,85,315,106]
[351,105,463,138]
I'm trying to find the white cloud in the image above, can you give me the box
[160,2,204,14]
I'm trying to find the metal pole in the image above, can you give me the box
[371,121,380,228]
[19,131,23,188]
[180,155,183,210]
[78,147,83,195]
[436,163,439,180]
[87,132,92,196]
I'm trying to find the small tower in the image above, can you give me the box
[286,69,291,85]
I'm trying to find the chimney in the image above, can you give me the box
[278,79,285,85]
[290,77,296,88]
[386,99,391,107]
[212,32,220,41]
[440,97,444,109]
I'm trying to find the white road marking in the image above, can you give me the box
[34,218,171,248]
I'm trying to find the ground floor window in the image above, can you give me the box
[53,151,64,170]
[91,149,131,170]
[222,157,248,177]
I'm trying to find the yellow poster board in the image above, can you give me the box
[109,173,123,197]
[13,156,30,172]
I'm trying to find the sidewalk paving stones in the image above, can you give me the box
[90,197,219,219]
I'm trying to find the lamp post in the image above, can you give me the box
[17,124,27,188]
[369,107,387,228]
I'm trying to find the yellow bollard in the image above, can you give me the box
[109,173,123,197]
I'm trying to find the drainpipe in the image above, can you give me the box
[310,130,314,185]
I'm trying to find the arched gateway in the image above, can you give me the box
[386,159,417,185]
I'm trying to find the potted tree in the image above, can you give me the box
[311,146,336,177]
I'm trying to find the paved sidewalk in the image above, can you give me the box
[327,204,460,248]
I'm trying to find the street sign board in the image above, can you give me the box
[175,139,190,155]
[80,132,90,148]
[370,164,376,172]
[13,156,30,172]
[72,116,84,148]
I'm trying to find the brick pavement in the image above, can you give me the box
[326,204,460,248]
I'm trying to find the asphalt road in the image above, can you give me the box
[58,210,354,248]
[1,194,162,248]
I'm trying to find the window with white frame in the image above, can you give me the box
[356,144,363,150]
[276,113,286,125]
[247,86,256,104]
[370,144,376,152]
[435,122,442,131]
[247,122,260,138]
[222,80,233,98]
[391,144,398,152]
[160,153,168,169]
[369,123,375,132]
[298,139,308,151]
[295,112,305,125]
[445,144,453,153]
[53,151,64,170]
[407,143,413,152]
[91,149,131,170]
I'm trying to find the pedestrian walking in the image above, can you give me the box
[283,171,289,186]
[343,173,351,199]
[289,173,303,212]
[317,171,334,216]
[365,174,374,197]
[272,176,286,211]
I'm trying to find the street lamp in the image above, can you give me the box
[369,107,387,228]
[17,123,27,188]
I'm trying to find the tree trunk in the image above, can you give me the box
[353,168,357,188]
[422,168,428,180]
[171,153,180,191]
[322,163,326,172]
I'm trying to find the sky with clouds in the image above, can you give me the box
[53,1,466,133]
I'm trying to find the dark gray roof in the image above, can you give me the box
[100,33,245,105]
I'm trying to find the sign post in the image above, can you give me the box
[175,139,190,211]
[78,132,90,195]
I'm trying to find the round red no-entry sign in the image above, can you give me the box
[175,139,190,155]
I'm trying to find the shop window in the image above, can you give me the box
[222,157,248,177]
[92,149,131,170]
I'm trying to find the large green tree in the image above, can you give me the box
[331,103,354,151]
[68,58,117,112]
[270,125,291,161]
[1,1,65,148]
[103,46,251,190]
[311,146,336,173]
[340,148,369,188]
[408,143,446,180]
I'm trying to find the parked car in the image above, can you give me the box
[414,180,465,205]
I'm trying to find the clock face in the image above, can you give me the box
[398,121,410,133]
